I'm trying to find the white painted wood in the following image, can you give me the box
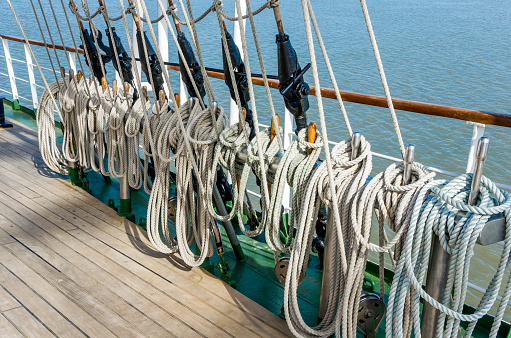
[157,3,170,98]
[228,1,247,127]
[2,39,18,101]
[67,51,77,72]
[24,44,38,109]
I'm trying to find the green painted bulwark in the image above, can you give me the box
[118,199,135,223]
[12,99,20,110]
[68,167,82,186]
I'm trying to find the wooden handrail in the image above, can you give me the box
[2,33,510,128]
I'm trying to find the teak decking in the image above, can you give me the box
[0,118,291,337]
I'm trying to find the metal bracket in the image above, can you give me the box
[167,197,177,223]
[357,293,386,338]
[274,256,305,286]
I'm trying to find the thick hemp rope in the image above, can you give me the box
[387,174,511,338]
[37,79,68,174]
[284,136,372,338]
[146,98,226,264]
[264,128,323,254]
[344,162,435,337]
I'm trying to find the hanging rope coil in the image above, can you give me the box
[387,174,511,338]
[206,123,282,237]
[125,90,149,190]
[146,98,226,265]
[264,128,323,254]
[37,79,68,174]
[341,162,435,337]
[284,135,372,338]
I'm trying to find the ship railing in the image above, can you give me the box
[1,31,511,317]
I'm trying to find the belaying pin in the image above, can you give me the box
[468,137,489,205]
[403,144,415,184]
[351,132,361,160]
[212,101,218,115]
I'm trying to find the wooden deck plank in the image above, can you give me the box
[0,243,114,337]
[3,307,55,338]
[0,257,86,338]
[0,286,20,312]
[3,163,289,337]
[0,191,208,338]
[0,213,198,338]
[84,283,172,338]
[0,314,24,338]
[3,241,146,338]
[0,119,292,337]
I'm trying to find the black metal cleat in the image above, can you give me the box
[136,31,165,100]
[276,33,310,133]
[177,32,205,100]
[79,23,111,81]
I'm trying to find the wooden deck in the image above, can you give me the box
[0,118,291,337]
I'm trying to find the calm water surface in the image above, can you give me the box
[1,0,510,317]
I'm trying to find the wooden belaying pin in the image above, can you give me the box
[101,77,107,92]
[270,114,280,142]
[141,86,148,101]
[68,68,74,81]
[238,108,247,134]
[112,79,118,96]
[77,70,83,82]
[174,93,180,107]
[60,67,66,80]
[167,0,181,34]
[124,82,130,95]
[307,122,317,155]
[159,90,166,107]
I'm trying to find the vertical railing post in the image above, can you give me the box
[281,109,293,211]
[68,51,77,73]
[24,44,39,111]
[157,3,170,99]
[2,39,20,110]
[228,0,246,127]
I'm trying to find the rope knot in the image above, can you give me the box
[213,0,223,11]
[68,2,79,14]
[268,0,281,8]
[166,4,177,15]
[98,5,106,14]
[126,5,136,15]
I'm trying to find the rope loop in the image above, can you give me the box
[269,0,281,8]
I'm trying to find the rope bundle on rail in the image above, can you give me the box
[284,135,372,338]
[145,98,226,266]
[264,127,323,254]
[387,174,511,338]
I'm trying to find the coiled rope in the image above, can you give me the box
[284,136,372,338]
[264,128,323,254]
[37,78,68,174]
[346,162,435,337]
[387,174,511,338]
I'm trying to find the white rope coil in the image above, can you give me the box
[387,174,511,338]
